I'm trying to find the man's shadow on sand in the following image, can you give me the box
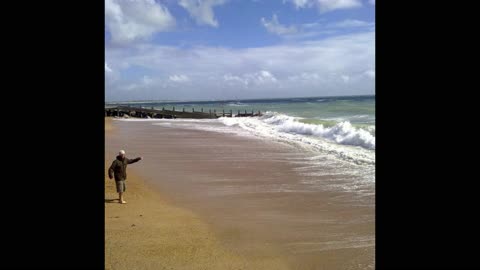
[105,199,119,203]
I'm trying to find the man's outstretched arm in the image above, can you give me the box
[127,157,142,164]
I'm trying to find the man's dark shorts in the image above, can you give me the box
[115,180,126,193]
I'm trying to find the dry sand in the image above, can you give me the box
[105,118,290,270]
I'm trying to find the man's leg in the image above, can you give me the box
[120,181,127,204]
[116,181,127,204]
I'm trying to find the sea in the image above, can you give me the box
[107,95,375,195]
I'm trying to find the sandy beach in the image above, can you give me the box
[105,118,290,270]
[105,117,374,269]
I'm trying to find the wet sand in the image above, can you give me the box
[105,118,289,269]
[106,118,375,269]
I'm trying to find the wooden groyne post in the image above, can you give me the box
[105,106,261,119]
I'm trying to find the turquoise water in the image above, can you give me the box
[108,95,374,125]
[107,95,375,151]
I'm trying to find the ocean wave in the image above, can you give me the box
[219,112,375,165]
[119,112,376,165]
[260,113,375,150]
[321,114,374,122]
[365,125,375,134]
[227,102,248,107]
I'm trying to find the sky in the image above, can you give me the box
[105,0,375,102]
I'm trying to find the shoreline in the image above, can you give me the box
[105,118,290,270]
[106,118,374,269]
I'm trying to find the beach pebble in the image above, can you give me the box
[131,224,136,227]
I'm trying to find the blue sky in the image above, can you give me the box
[105,0,375,101]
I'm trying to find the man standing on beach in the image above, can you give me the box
[108,150,142,204]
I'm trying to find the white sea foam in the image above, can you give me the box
[259,113,375,150]
[116,112,375,166]
[218,113,375,166]
[227,102,248,107]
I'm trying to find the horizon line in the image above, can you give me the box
[105,93,375,104]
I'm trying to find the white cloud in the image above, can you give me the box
[169,74,190,82]
[105,0,175,44]
[105,62,113,73]
[261,18,374,41]
[331,19,374,28]
[302,22,320,29]
[289,0,311,9]
[105,31,374,101]
[142,75,153,85]
[369,0,375,5]
[364,69,375,79]
[286,0,362,13]
[224,74,248,85]
[255,70,277,83]
[288,72,321,81]
[319,0,362,13]
[261,14,298,35]
[124,83,140,91]
[223,70,277,87]
[179,0,226,27]
[341,74,350,83]
[105,61,120,87]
